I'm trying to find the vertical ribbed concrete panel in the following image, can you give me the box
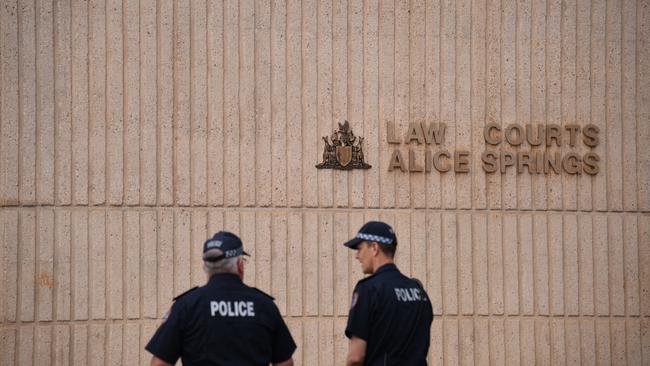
[516,0,532,210]
[190,210,207,288]
[316,2,332,207]
[54,210,71,321]
[71,0,89,202]
[254,0,271,208]
[53,0,71,207]
[37,209,54,321]
[18,0,36,206]
[124,323,140,365]
[141,211,157,319]
[157,0,173,206]
[581,319,596,365]
[124,211,140,319]
[332,0,348,208]
[140,322,156,365]
[427,213,443,315]
[363,0,379,208]
[439,0,455,210]
[190,0,208,208]
[286,0,302,208]
[107,210,123,320]
[16,327,33,365]
[530,0,547,210]
[88,324,105,366]
[106,0,124,206]
[473,214,489,316]
[107,324,123,365]
[579,214,595,315]
[501,0,517,210]
[455,0,471,210]
[36,0,55,205]
[207,1,224,207]
[485,0,501,209]
[334,212,349,316]
[271,0,288,208]
[175,1,191,207]
[1,0,649,364]
[641,215,650,317]
[140,0,156,207]
[34,326,51,365]
[288,212,303,316]
[272,213,288,314]
[53,325,70,365]
[348,0,364,209]
[123,0,140,207]
[503,214,519,315]
[88,210,106,320]
[378,0,395,208]
[470,0,486,210]
[519,215,534,315]
[576,0,592,211]
[156,209,173,317]
[71,210,88,321]
[19,210,36,322]
[301,0,318,208]
[240,211,256,286]
[72,325,87,365]
[302,318,317,365]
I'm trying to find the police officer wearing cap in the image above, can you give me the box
[145,231,297,366]
[344,221,434,366]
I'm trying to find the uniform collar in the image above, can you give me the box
[208,273,243,286]
[373,263,398,275]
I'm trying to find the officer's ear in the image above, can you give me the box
[236,257,245,278]
[370,242,380,256]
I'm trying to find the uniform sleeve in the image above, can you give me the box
[345,283,371,340]
[271,307,297,363]
[145,301,185,364]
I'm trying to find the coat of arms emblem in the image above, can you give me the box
[316,121,371,170]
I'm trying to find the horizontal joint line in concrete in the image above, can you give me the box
[1,205,649,215]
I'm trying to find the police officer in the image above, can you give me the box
[145,231,296,366]
[343,221,433,366]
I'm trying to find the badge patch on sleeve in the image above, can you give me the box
[350,292,359,309]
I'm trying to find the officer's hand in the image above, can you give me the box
[150,356,173,366]
[346,336,367,366]
[272,357,294,366]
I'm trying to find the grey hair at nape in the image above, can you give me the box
[203,255,239,276]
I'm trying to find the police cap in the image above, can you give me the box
[343,221,397,249]
[203,231,250,262]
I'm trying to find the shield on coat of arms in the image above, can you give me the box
[336,146,352,167]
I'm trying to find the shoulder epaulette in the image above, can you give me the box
[356,272,377,285]
[411,277,424,289]
[173,286,199,301]
[251,287,275,301]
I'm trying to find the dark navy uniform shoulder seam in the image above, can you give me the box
[250,287,275,301]
[411,277,424,288]
[356,273,378,285]
[173,286,199,301]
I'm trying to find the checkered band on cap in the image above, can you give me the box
[203,246,246,262]
[205,240,223,250]
[225,247,245,258]
[356,233,394,245]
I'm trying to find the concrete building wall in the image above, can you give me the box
[1,0,649,364]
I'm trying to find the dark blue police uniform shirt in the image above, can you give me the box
[146,273,296,366]
[345,263,434,366]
